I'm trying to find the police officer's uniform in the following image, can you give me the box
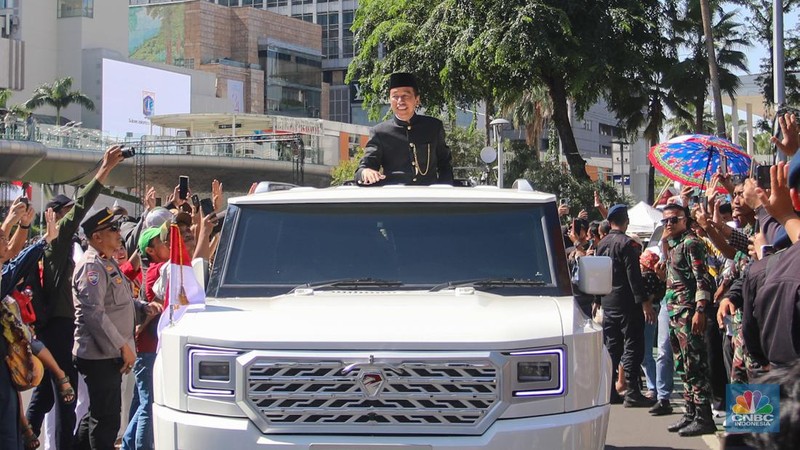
[596,205,651,406]
[355,73,453,186]
[73,208,148,450]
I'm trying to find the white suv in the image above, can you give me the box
[153,181,613,449]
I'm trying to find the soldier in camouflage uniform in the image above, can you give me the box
[661,204,717,436]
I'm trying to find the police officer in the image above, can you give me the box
[661,203,716,436]
[355,72,453,186]
[72,208,161,450]
[596,204,655,407]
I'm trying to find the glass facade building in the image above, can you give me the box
[260,43,322,118]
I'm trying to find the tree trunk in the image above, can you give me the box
[700,0,726,138]
[546,76,589,181]
[484,98,494,146]
[694,97,705,134]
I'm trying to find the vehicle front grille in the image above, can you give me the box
[240,354,502,434]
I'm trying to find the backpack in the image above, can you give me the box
[1,296,44,391]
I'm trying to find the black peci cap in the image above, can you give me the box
[388,72,418,91]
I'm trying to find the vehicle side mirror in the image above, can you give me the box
[577,256,612,296]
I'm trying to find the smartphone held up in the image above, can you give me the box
[178,175,189,200]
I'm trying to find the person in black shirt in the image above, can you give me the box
[356,73,453,186]
[596,204,655,407]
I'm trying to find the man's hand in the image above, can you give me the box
[212,179,224,211]
[20,203,35,228]
[756,162,795,225]
[655,261,667,281]
[680,185,693,206]
[96,145,125,184]
[643,300,656,324]
[692,204,711,230]
[360,168,385,185]
[3,199,27,228]
[771,113,799,157]
[716,298,736,329]
[743,178,762,210]
[44,208,58,244]
[714,171,735,195]
[120,344,135,374]
[145,302,163,316]
[168,184,187,206]
[594,191,608,218]
[558,204,569,218]
[144,185,157,211]
[691,310,707,335]
[578,209,589,220]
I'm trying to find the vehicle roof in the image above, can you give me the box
[229,185,558,206]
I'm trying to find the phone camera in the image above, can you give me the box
[121,147,136,159]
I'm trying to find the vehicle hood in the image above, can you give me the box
[168,290,565,350]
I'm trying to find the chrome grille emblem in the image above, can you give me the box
[358,371,386,398]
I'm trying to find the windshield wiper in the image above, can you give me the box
[429,278,547,292]
[291,278,404,292]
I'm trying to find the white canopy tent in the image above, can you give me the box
[627,201,663,235]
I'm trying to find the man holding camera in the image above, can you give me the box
[26,146,126,450]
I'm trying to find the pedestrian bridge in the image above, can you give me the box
[0,124,335,196]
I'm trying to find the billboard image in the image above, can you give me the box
[227,80,244,113]
[129,4,186,65]
[102,59,191,137]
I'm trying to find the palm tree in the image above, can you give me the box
[24,77,94,125]
[497,84,552,159]
[0,88,11,109]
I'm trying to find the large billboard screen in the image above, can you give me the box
[102,59,191,137]
[129,4,186,65]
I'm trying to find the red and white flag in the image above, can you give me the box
[157,222,205,342]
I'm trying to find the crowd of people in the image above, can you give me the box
[565,113,800,448]
[1,145,225,450]
[0,72,798,449]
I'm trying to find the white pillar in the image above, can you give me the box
[731,97,739,145]
[746,103,754,156]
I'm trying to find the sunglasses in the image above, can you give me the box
[660,216,685,225]
[95,224,120,233]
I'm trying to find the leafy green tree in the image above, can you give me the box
[24,77,94,125]
[348,0,661,182]
[497,84,551,156]
[0,88,10,109]
[446,124,487,181]
[669,1,748,133]
[519,158,629,222]
[734,0,800,108]
[330,148,365,186]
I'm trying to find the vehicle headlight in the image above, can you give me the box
[508,348,565,397]
[188,347,239,396]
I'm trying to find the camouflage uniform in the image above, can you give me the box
[726,250,756,383]
[665,230,714,406]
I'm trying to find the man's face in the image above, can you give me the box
[731,184,753,219]
[179,223,196,255]
[56,205,73,221]
[389,87,419,122]
[146,237,170,263]
[662,208,687,238]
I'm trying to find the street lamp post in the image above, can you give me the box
[490,118,510,188]
[612,139,629,197]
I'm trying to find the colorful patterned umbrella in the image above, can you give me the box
[648,134,751,188]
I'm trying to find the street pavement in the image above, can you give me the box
[605,401,723,450]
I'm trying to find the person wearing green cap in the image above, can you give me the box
[122,227,169,450]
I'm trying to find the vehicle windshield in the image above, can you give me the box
[222,202,554,291]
